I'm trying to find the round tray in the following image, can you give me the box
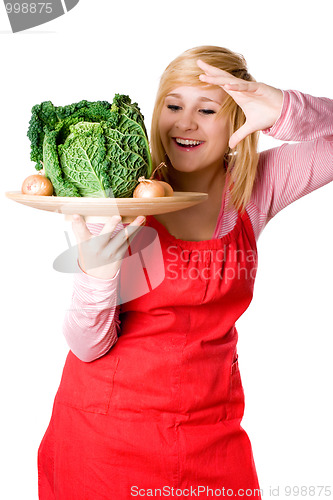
[5,191,208,222]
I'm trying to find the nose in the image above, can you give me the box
[175,110,198,131]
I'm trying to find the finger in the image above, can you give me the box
[104,218,146,257]
[97,227,143,267]
[125,216,146,245]
[199,73,235,86]
[99,215,144,245]
[72,215,93,244]
[199,74,258,94]
[223,81,259,92]
[91,215,122,248]
[105,237,139,264]
[197,59,231,77]
[228,122,254,149]
[99,215,123,237]
[122,216,146,242]
[128,216,146,227]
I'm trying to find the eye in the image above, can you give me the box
[167,104,182,111]
[199,109,216,115]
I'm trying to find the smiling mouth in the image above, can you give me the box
[174,138,204,148]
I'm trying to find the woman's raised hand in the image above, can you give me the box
[72,215,146,280]
[197,60,283,149]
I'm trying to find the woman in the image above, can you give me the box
[38,46,333,499]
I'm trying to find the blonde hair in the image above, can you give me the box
[150,46,260,212]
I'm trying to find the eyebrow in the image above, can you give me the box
[166,93,222,105]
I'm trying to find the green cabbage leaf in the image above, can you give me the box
[27,95,153,197]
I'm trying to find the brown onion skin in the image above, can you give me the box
[22,174,54,196]
[133,179,165,198]
[158,181,174,197]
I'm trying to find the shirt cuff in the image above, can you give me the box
[262,89,290,138]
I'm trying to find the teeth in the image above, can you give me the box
[175,138,203,146]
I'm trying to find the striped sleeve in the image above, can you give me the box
[62,223,121,362]
[250,90,333,237]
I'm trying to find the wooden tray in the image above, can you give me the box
[5,191,208,223]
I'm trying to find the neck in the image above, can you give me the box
[167,163,226,194]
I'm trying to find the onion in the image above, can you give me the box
[158,181,174,197]
[22,174,53,196]
[133,177,166,198]
[134,161,174,197]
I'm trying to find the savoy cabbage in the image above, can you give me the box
[27,95,153,197]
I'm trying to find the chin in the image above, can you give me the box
[170,161,199,173]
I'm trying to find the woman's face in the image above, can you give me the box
[158,85,230,176]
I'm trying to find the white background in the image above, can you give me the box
[1,0,332,498]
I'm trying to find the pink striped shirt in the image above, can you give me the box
[63,90,333,362]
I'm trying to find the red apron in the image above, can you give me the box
[38,208,260,499]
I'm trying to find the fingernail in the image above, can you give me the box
[137,216,146,224]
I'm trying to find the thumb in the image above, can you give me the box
[72,215,92,244]
[228,122,253,149]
